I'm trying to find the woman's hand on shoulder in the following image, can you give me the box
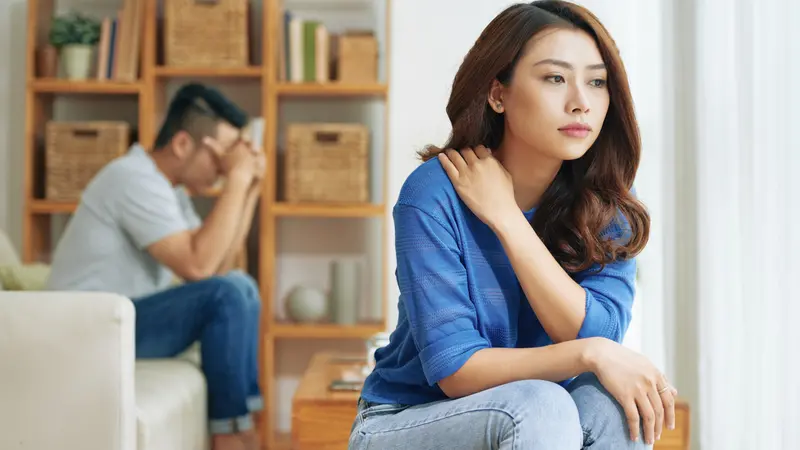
[438,146,518,229]
[584,337,678,445]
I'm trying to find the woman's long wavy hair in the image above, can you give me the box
[419,1,650,273]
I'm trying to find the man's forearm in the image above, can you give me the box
[492,211,587,343]
[191,173,252,275]
[438,338,597,398]
[217,183,261,274]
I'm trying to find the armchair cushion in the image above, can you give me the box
[0,263,51,290]
[135,359,208,450]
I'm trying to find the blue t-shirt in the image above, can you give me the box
[360,157,637,405]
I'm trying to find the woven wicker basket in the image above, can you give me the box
[284,123,369,203]
[164,0,249,67]
[45,121,129,201]
[337,32,378,83]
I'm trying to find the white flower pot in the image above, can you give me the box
[61,44,93,80]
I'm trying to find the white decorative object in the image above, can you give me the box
[330,259,359,325]
[61,44,93,80]
[285,286,327,323]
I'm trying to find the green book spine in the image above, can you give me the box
[303,21,319,82]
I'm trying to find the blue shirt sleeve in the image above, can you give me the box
[574,257,636,342]
[394,203,491,387]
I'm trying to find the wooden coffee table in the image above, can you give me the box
[654,399,691,450]
[291,352,691,450]
[291,352,365,450]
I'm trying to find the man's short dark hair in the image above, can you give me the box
[153,83,249,150]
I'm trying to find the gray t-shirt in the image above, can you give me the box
[46,144,202,299]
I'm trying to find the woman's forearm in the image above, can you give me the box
[491,211,587,343]
[438,338,598,398]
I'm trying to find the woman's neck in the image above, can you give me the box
[495,138,562,212]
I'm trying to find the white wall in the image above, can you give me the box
[0,0,27,252]
[0,3,7,236]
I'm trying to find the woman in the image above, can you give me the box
[350,2,675,449]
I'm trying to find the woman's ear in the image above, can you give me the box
[487,79,505,114]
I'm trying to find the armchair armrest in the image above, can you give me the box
[0,292,137,450]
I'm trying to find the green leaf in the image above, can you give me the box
[49,12,101,49]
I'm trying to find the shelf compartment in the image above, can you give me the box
[272,202,385,218]
[271,322,384,339]
[153,66,263,78]
[30,79,142,95]
[275,83,388,97]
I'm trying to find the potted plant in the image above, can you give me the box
[49,12,101,80]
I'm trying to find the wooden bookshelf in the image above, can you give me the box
[272,202,385,218]
[28,200,77,214]
[30,78,143,94]
[275,82,388,97]
[153,65,264,78]
[22,0,391,448]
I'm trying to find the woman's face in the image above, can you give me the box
[491,28,610,161]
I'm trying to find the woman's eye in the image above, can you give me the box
[546,75,565,84]
[590,79,607,88]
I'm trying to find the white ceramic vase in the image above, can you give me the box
[330,260,360,325]
[61,44,93,80]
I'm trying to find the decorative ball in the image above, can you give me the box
[285,286,328,323]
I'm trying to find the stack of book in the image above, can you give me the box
[95,0,143,82]
[279,10,332,83]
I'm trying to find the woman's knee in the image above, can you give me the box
[491,380,582,445]
[569,373,623,418]
[569,373,647,447]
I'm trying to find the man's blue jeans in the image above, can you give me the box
[133,270,263,434]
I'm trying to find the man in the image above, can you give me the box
[47,83,265,450]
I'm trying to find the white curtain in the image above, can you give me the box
[694,0,800,448]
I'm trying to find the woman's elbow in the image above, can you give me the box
[582,319,625,343]
[437,374,468,398]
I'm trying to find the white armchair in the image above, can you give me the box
[0,228,209,450]
[0,292,137,450]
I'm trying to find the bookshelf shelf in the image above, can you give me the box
[272,202,385,218]
[30,79,142,94]
[275,82,388,97]
[28,200,78,214]
[153,65,263,78]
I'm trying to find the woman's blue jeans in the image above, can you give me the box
[132,270,263,434]
[349,373,651,449]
